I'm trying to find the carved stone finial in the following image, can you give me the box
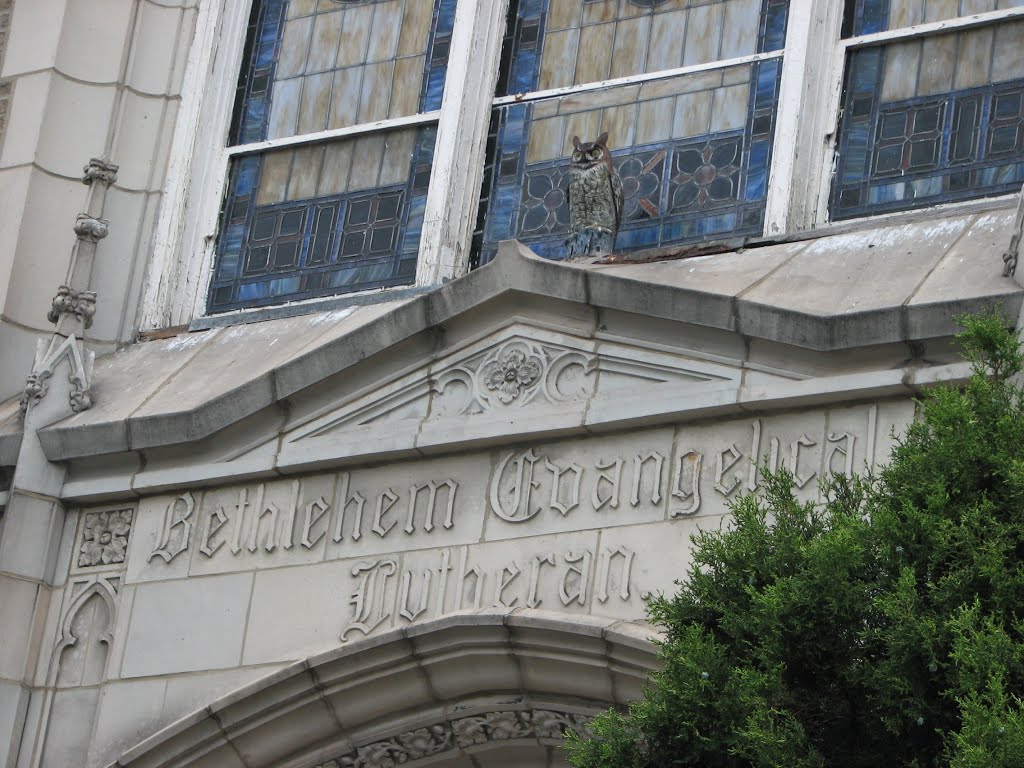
[82,158,118,187]
[1002,184,1024,277]
[48,285,97,328]
[20,334,95,414]
[74,213,109,244]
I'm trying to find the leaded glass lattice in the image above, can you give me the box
[843,0,1024,37]
[475,0,788,265]
[831,19,1024,219]
[211,0,454,314]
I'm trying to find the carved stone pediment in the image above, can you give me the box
[290,323,742,441]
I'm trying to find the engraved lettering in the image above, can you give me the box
[341,559,397,641]
[630,451,664,506]
[372,489,400,537]
[826,432,856,478]
[527,552,556,608]
[670,450,702,517]
[405,479,458,533]
[768,437,781,473]
[199,506,228,558]
[230,487,248,555]
[333,473,366,542]
[246,485,278,553]
[148,492,195,563]
[596,546,634,603]
[399,569,432,622]
[546,459,582,516]
[301,496,330,549]
[592,459,623,511]
[436,550,452,614]
[715,444,742,497]
[494,563,521,609]
[560,550,592,606]
[281,480,299,550]
[748,420,762,491]
[460,561,485,609]
[789,434,817,489]
[490,450,541,522]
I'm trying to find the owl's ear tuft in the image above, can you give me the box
[596,131,609,146]
[572,136,582,150]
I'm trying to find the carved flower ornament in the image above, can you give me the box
[78,509,133,567]
[481,347,542,403]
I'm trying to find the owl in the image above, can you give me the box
[565,132,624,259]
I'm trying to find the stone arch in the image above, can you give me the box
[111,611,660,768]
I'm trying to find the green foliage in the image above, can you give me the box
[565,310,1024,768]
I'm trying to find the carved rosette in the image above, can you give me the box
[314,709,593,768]
[432,339,597,415]
[47,285,97,328]
[78,509,133,567]
[73,213,110,243]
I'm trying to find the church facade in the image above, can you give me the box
[1,1,1023,767]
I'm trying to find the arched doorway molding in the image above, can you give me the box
[110,610,661,768]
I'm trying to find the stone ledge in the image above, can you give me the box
[32,212,1024,464]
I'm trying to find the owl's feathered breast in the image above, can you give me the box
[567,162,621,233]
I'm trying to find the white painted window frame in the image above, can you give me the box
[139,0,1024,332]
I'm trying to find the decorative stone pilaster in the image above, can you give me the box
[1003,184,1024,278]
[26,157,117,414]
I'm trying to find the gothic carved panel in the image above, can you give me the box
[313,708,594,768]
[290,323,744,441]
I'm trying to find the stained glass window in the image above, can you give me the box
[474,0,789,265]
[831,17,1024,219]
[843,0,1024,37]
[208,0,454,314]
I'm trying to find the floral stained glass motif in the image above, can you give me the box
[499,0,789,95]
[843,0,1024,38]
[475,0,787,265]
[476,58,782,263]
[831,20,1024,219]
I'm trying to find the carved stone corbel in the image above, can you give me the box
[73,213,109,244]
[47,285,97,328]
[82,157,119,187]
[20,334,95,414]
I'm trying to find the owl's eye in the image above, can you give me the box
[572,151,583,162]
[591,148,603,160]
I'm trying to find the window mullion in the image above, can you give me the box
[415,0,511,286]
[765,0,846,235]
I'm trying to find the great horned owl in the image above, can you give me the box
[565,132,623,258]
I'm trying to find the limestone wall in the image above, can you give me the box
[0,0,198,400]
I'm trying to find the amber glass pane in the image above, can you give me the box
[843,0,1024,37]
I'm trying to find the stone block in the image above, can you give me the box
[87,679,167,768]
[2,168,84,331]
[126,2,183,95]
[0,165,31,306]
[55,0,134,84]
[39,687,100,768]
[36,74,117,179]
[0,574,39,681]
[0,1,60,77]
[86,187,147,344]
[113,91,171,192]
[120,573,253,677]
[161,666,284,728]
[0,493,63,582]
[241,560,355,665]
